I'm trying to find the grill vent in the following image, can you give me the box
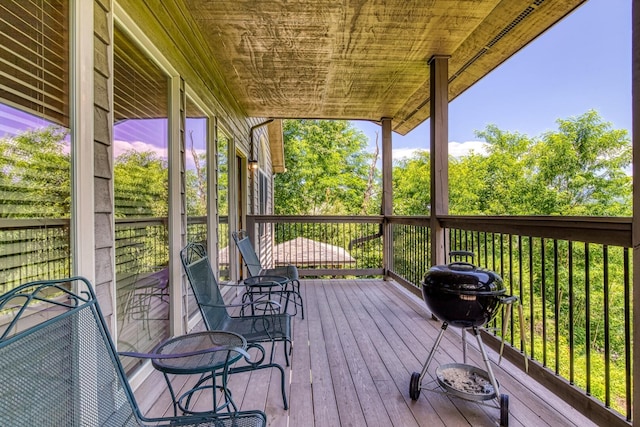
[398,0,547,130]
[487,6,536,48]
[449,1,545,83]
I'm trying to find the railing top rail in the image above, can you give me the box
[249,214,631,247]
[438,215,631,247]
[0,218,69,230]
[115,217,168,226]
[248,215,384,224]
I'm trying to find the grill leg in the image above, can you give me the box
[462,328,468,364]
[418,322,448,383]
[472,327,502,398]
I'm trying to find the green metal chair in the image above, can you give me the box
[0,277,267,427]
[232,230,304,318]
[180,242,291,409]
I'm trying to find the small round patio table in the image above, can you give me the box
[152,330,247,416]
[242,274,292,315]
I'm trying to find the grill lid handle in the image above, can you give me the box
[449,250,475,261]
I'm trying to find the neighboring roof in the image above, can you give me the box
[275,237,355,268]
[176,0,586,135]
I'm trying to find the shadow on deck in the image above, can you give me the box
[133,278,598,427]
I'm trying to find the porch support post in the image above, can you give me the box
[207,117,218,271]
[168,76,185,336]
[429,55,449,266]
[381,117,393,277]
[72,0,95,281]
[632,0,639,425]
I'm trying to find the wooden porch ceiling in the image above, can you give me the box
[183,0,586,135]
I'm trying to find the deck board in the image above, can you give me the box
[135,278,601,427]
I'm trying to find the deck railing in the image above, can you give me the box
[438,216,632,426]
[387,216,431,286]
[249,214,632,426]
[0,214,633,425]
[0,218,71,294]
[246,215,384,277]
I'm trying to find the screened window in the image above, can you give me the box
[113,26,170,364]
[185,97,207,317]
[217,130,230,282]
[0,0,69,127]
[0,0,71,290]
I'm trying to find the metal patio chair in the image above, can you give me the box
[232,230,304,318]
[180,242,291,409]
[0,276,266,427]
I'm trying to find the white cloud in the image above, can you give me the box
[113,139,168,160]
[113,139,210,171]
[448,140,488,157]
[392,147,422,160]
[390,140,487,161]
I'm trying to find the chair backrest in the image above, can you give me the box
[232,230,263,277]
[180,242,231,330]
[0,277,141,426]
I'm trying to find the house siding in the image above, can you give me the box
[94,0,116,325]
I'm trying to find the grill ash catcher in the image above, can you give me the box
[409,251,528,427]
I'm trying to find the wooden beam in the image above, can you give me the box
[381,117,393,276]
[632,0,640,424]
[429,55,449,266]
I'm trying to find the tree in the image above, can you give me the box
[0,126,70,218]
[275,120,378,215]
[392,110,631,217]
[186,130,207,216]
[392,150,430,215]
[531,110,631,216]
[466,126,538,215]
[114,150,167,218]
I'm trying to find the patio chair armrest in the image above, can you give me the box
[119,344,250,362]
[254,274,290,282]
[224,282,253,289]
[200,299,283,311]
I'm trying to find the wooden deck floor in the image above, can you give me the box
[134,278,599,427]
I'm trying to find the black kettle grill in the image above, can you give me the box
[410,251,517,427]
[422,252,506,328]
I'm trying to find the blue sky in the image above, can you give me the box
[352,0,632,160]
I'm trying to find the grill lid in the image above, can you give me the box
[421,251,505,327]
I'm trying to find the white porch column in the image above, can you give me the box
[631,0,639,425]
[168,76,185,336]
[207,116,219,274]
[429,55,449,267]
[381,117,393,276]
[72,0,95,281]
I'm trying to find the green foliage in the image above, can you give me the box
[275,119,379,215]
[394,110,632,217]
[0,125,71,218]
[532,110,631,215]
[186,128,207,217]
[217,133,229,216]
[114,150,168,218]
[185,168,206,216]
[392,150,430,215]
